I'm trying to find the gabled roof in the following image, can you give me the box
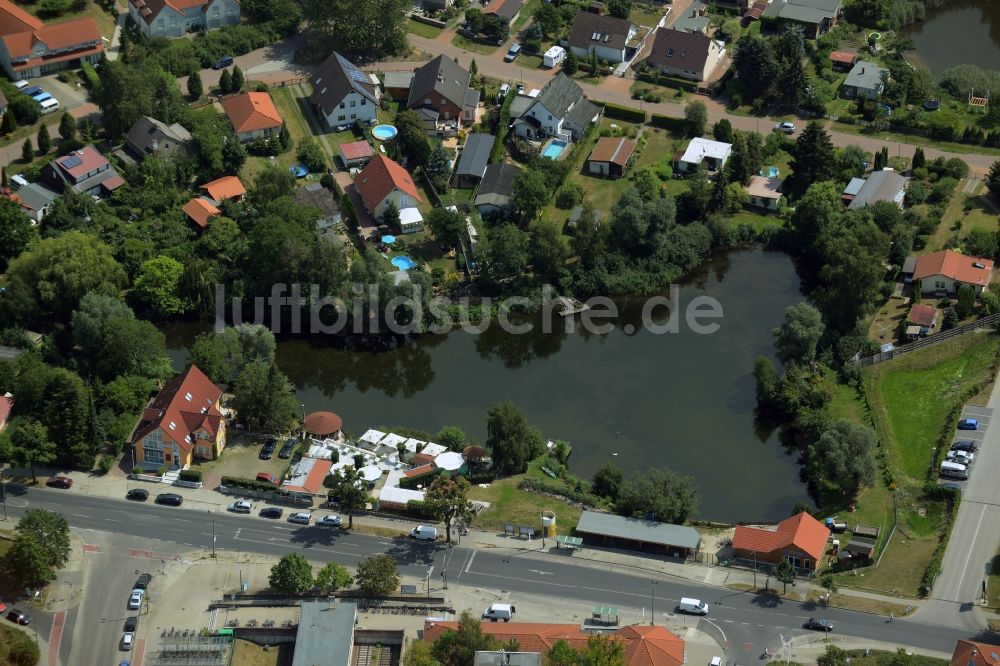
[647,28,718,73]
[475,162,520,209]
[847,169,906,209]
[590,136,636,166]
[908,303,937,328]
[126,115,193,155]
[0,13,102,59]
[200,175,245,202]
[14,182,58,212]
[951,641,1000,666]
[339,139,374,162]
[0,0,43,35]
[844,60,888,92]
[52,145,109,179]
[568,11,634,51]
[576,510,701,550]
[532,73,588,120]
[129,0,224,25]
[182,196,221,229]
[131,365,223,453]
[732,512,830,562]
[221,91,283,134]
[483,0,523,21]
[913,250,994,287]
[294,182,340,217]
[354,154,421,212]
[408,54,471,111]
[310,51,378,118]
[455,133,495,178]
[829,50,857,65]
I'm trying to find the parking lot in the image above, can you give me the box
[193,436,296,489]
[937,405,992,489]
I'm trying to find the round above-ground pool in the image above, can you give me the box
[372,125,398,141]
[289,164,308,177]
[381,234,396,244]
[391,255,418,270]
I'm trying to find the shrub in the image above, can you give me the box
[179,469,202,482]
[157,465,168,476]
[517,476,601,507]
[650,114,686,132]
[602,103,646,123]
[221,475,280,493]
[555,183,584,208]
[80,62,100,88]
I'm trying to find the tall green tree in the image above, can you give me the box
[809,419,877,497]
[774,560,796,593]
[732,34,779,99]
[355,553,400,597]
[485,401,544,475]
[590,462,623,500]
[303,0,410,59]
[232,361,299,433]
[712,118,734,143]
[326,466,368,528]
[231,65,244,92]
[481,224,530,282]
[1,107,17,134]
[4,532,54,589]
[616,468,700,523]
[269,553,314,596]
[16,509,71,571]
[512,168,550,221]
[424,476,474,543]
[10,420,57,482]
[219,69,233,95]
[187,70,204,98]
[790,121,836,191]
[753,356,779,408]
[21,138,32,163]
[36,123,50,154]
[778,56,808,109]
[135,255,187,316]
[431,611,500,666]
[531,222,569,286]
[0,198,36,272]
[607,0,632,18]
[987,160,1000,198]
[684,100,708,137]
[563,50,578,75]
[425,207,465,248]
[773,303,824,366]
[58,111,76,141]
[314,561,352,594]
[436,426,466,451]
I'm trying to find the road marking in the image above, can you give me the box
[702,617,727,642]
[952,503,987,599]
[527,569,553,576]
[129,549,154,559]
[105,518,122,523]
[465,551,477,573]
[72,513,89,518]
[48,610,65,666]
[82,544,101,553]
[234,536,364,559]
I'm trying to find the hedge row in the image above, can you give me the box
[398,466,443,489]
[919,488,959,596]
[517,477,600,508]
[650,113,687,133]
[636,71,698,92]
[403,500,437,520]
[222,475,280,493]
[178,469,202,482]
[602,102,647,124]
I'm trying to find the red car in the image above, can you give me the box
[46,476,73,489]
[256,472,277,485]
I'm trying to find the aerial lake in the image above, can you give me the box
[164,249,811,522]
[903,0,1000,74]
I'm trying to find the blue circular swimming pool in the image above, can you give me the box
[381,234,396,244]
[391,255,417,270]
[372,125,398,141]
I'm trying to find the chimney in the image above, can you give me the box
[860,66,865,74]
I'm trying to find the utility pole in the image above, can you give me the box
[210,511,217,558]
[426,566,434,598]
[650,580,658,626]
[1,471,7,521]
[753,551,757,589]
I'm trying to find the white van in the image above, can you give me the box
[498,83,510,101]
[482,603,515,622]
[410,525,438,540]
[678,597,709,615]
[39,98,60,115]
[940,461,969,480]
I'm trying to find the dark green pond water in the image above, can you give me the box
[164,248,810,521]
[903,0,1000,74]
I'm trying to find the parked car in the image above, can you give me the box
[710,658,723,666]
[288,512,312,525]
[958,418,979,430]
[124,616,138,632]
[318,515,343,527]
[259,439,276,460]
[503,43,521,62]
[256,472,277,485]
[6,609,29,625]
[21,85,41,96]
[774,121,796,134]
[127,590,144,610]
[46,476,73,489]
[13,80,29,90]
[410,525,438,540]
[229,500,254,513]
[134,574,152,590]
[946,450,974,464]
[260,507,283,519]
[0,603,6,615]
[279,439,295,459]
[121,633,134,651]
[212,55,234,69]
[951,440,978,453]
[804,618,833,632]
[155,493,183,506]
[126,488,149,501]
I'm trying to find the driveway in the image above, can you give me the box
[919,400,999,629]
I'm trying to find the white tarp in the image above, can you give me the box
[435,451,464,471]
[360,429,386,446]
[403,438,426,453]
[422,442,447,457]
[381,433,408,448]
[359,465,382,481]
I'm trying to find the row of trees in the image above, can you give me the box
[268,552,398,596]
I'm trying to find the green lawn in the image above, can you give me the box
[512,0,541,31]
[452,34,501,55]
[863,333,1000,481]
[629,6,665,27]
[0,622,40,666]
[407,18,444,38]
[823,368,869,424]
[729,210,783,231]
[518,53,543,70]
[468,458,589,533]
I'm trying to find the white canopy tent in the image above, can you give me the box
[435,451,464,471]
[359,429,387,446]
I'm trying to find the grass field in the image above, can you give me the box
[830,121,1000,156]
[0,622,40,666]
[407,18,444,39]
[863,332,1000,481]
[468,459,590,533]
[232,639,293,666]
[452,34,501,55]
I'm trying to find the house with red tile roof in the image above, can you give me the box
[282,457,333,495]
[182,196,221,230]
[338,139,375,169]
[353,154,423,233]
[913,249,994,295]
[0,0,103,79]
[128,0,239,39]
[200,175,246,202]
[950,640,1000,666]
[130,365,227,470]
[0,392,13,432]
[907,303,938,329]
[732,511,830,571]
[221,91,283,143]
[423,621,683,666]
[42,145,124,198]
[483,0,523,23]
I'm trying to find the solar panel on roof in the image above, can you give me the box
[62,155,83,168]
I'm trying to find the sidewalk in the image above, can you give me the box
[11,463,920,621]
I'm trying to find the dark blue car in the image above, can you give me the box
[957,418,979,430]
[21,86,42,96]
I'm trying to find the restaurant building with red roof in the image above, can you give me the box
[221,91,284,144]
[732,511,830,571]
[0,0,104,79]
[423,621,684,666]
[130,365,227,470]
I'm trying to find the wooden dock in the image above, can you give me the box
[556,296,590,317]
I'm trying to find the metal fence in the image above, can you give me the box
[151,636,232,666]
[853,312,1000,367]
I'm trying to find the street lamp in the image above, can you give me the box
[1,470,7,521]
[426,566,434,598]
[650,580,659,626]
[210,510,216,557]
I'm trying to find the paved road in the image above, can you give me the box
[0,486,986,658]
[922,401,1000,630]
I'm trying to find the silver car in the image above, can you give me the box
[317,515,343,527]
[288,512,312,525]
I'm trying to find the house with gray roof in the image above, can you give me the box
[762,0,842,37]
[295,182,342,232]
[567,11,640,64]
[574,510,702,557]
[407,55,477,132]
[311,51,380,130]
[841,60,888,99]
[11,182,58,222]
[474,161,521,218]
[454,133,495,188]
[672,2,711,34]
[292,601,357,666]
[647,27,727,82]
[124,115,193,162]
[512,73,600,141]
[846,169,906,210]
